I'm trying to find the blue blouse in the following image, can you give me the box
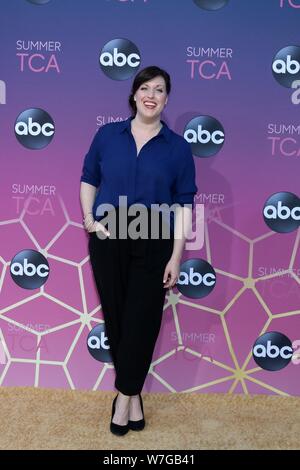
[80,115,198,233]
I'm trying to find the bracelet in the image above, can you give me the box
[86,220,98,233]
[83,212,93,222]
[84,219,95,230]
[83,219,93,226]
[83,216,94,229]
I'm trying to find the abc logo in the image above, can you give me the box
[99,38,141,80]
[252,332,293,371]
[263,191,300,233]
[87,324,113,363]
[27,0,51,4]
[10,249,49,289]
[15,108,55,149]
[193,0,229,10]
[272,45,300,88]
[176,259,216,298]
[184,116,225,158]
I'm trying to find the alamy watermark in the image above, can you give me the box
[93,196,205,250]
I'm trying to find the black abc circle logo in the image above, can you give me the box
[176,259,216,298]
[193,0,229,10]
[184,116,225,158]
[27,0,51,4]
[263,191,300,233]
[272,45,300,88]
[99,38,141,80]
[252,332,293,371]
[15,108,55,149]
[10,249,50,289]
[87,324,113,363]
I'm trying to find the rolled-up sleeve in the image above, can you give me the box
[80,128,102,188]
[172,140,198,209]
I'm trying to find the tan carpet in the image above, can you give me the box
[0,387,299,450]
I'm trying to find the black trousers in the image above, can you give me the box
[88,208,174,396]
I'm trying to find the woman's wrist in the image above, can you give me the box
[83,213,95,231]
[85,219,95,229]
[170,252,181,263]
[83,211,93,221]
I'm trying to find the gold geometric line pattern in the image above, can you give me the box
[0,196,299,396]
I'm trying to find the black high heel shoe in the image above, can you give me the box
[110,394,129,436]
[128,393,145,431]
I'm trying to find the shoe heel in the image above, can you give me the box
[128,393,145,431]
[110,394,129,436]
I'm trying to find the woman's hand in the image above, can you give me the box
[83,214,110,237]
[163,256,180,289]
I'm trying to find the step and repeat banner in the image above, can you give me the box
[0,0,299,396]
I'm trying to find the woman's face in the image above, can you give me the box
[134,76,168,120]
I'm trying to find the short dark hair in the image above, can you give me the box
[128,66,171,116]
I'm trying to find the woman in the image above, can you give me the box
[80,66,198,436]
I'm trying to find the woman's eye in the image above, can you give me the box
[141,87,163,92]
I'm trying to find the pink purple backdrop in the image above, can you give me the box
[0,0,299,396]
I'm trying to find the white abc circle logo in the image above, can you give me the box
[27,0,51,4]
[177,268,216,287]
[87,324,113,363]
[10,249,50,289]
[253,341,293,360]
[15,117,54,137]
[272,45,300,88]
[252,332,293,371]
[264,202,300,220]
[184,116,225,158]
[99,38,141,80]
[15,108,55,149]
[273,54,300,74]
[10,258,49,277]
[263,191,300,233]
[185,125,224,145]
[176,259,216,298]
[193,0,229,11]
[100,48,140,68]
[88,332,110,351]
